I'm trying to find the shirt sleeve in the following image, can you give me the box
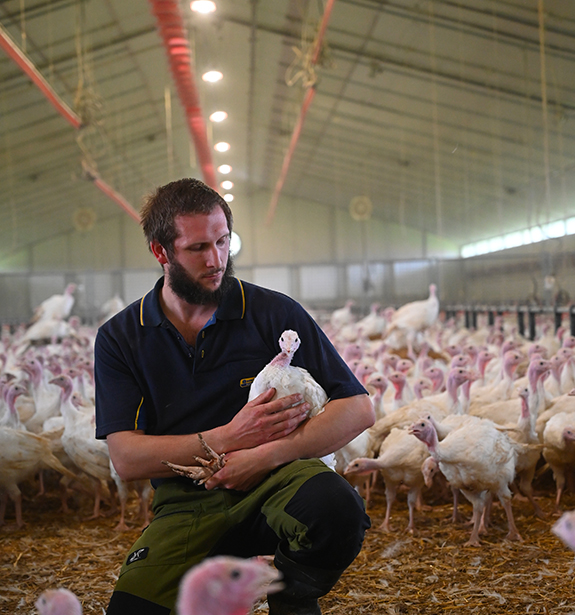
[94,326,148,439]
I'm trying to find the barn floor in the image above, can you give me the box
[1,473,575,614]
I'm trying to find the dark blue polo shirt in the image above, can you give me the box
[94,276,366,441]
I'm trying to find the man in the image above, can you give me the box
[95,178,374,615]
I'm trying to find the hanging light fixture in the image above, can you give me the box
[191,1,216,14]
[209,111,227,122]
[202,70,223,83]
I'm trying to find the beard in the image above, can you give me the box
[167,254,236,306]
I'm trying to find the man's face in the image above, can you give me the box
[165,207,235,305]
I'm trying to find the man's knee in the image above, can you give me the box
[284,471,371,569]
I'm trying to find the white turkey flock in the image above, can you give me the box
[2,286,575,613]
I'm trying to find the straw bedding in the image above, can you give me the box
[1,472,574,614]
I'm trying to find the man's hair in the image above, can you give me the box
[141,178,233,255]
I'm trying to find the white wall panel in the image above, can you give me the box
[393,261,430,297]
[300,265,338,301]
[122,270,161,305]
[252,267,291,295]
[346,263,386,297]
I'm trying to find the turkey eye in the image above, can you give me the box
[230,569,241,579]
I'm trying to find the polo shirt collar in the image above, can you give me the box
[139,276,245,327]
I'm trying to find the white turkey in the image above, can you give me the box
[98,294,126,325]
[0,383,75,527]
[408,417,522,546]
[368,366,474,453]
[329,300,355,333]
[552,510,575,551]
[535,389,575,441]
[469,357,551,426]
[384,284,439,356]
[505,386,545,519]
[248,330,328,416]
[356,303,386,339]
[19,356,61,433]
[344,427,429,533]
[542,411,575,512]
[36,588,82,615]
[50,374,113,519]
[177,556,283,615]
[248,329,333,468]
[468,349,524,408]
[30,283,77,324]
[35,556,283,615]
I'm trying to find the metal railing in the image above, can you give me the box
[443,304,575,340]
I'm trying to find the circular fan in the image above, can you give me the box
[349,196,373,221]
[73,207,97,232]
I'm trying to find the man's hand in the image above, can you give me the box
[203,448,274,492]
[220,388,310,453]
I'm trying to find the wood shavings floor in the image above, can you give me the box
[1,473,574,614]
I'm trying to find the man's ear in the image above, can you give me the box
[150,241,169,266]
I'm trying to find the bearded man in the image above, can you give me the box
[95,178,374,615]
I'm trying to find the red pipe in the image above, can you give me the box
[0,22,82,129]
[266,87,316,226]
[0,23,144,222]
[149,0,217,190]
[265,0,336,226]
[93,179,142,223]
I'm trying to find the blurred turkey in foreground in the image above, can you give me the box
[35,556,283,615]
[35,588,82,615]
[177,556,283,615]
[552,510,575,551]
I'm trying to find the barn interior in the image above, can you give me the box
[2,0,575,320]
[2,2,575,614]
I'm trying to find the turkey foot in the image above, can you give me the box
[162,434,225,485]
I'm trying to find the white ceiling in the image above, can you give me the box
[1,0,575,262]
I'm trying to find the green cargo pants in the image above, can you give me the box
[109,459,337,613]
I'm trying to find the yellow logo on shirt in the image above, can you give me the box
[240,377,255,388]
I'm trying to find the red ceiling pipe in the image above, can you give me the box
[0,22,82,129]
[265,0,336,226]
[149,0,217,190]
[0,22,143,222]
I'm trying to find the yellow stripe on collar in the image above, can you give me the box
[139,295,145,326]
[134,397,144,429]
[140,288,154,326]
[237,279,246,319]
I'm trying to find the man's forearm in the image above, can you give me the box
[258,394,375,468]
[204,394,375,491]
[107,426,232,482]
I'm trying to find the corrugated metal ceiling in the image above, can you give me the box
[1,0,574,261]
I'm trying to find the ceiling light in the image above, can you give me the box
[223,194,234,202]
[191,1,216,13]
[218,164,232,174]
[214,142,230,152]
[202,70,223,83]
[209,111,227,122]
[230,231,242,257]
[221,180,233,190]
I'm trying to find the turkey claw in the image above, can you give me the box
[162,434,225,485]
